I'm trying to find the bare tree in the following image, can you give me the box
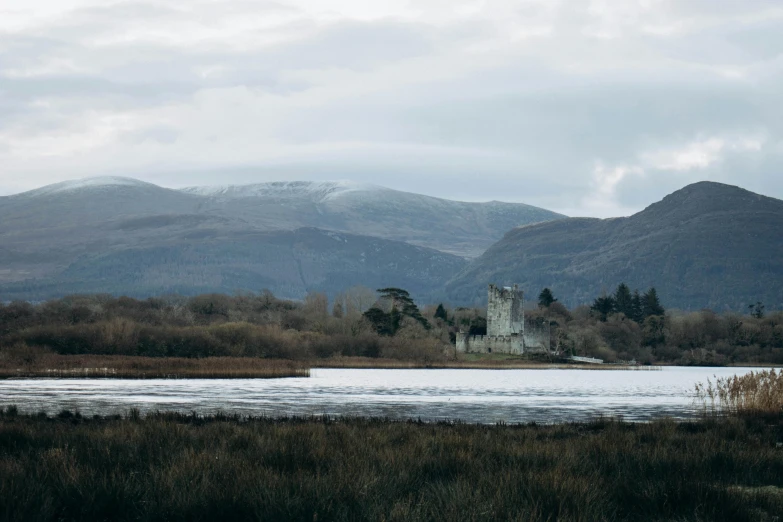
[344,286,377,316]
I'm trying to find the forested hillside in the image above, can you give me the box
[445,182,783,311]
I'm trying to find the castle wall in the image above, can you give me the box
[456,283,550,356]
[486,284,524,337]
[523,330,550,353]
[456,333,524,355]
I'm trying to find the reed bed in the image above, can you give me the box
[0,409,781,521]
[0,355,310,379]
[695,369,783,416]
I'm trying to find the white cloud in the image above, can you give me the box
[0,0,781,216]
[575,163,645,217]
[643,136,764,172]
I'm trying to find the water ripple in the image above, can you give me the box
[0,367,768,423]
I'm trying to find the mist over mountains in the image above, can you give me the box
[445,182,783,311]
[0,177,561,301]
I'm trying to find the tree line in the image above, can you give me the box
[532,284,781,365]
[0,285,780,366]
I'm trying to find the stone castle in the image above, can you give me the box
[456,284,550,355]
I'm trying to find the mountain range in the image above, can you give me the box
[444,181,783,311]
[2,177,780,310]
[0,177,561,301]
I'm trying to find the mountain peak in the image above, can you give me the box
[634,180,777,222]
[18,176,156,198]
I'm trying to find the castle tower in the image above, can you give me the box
[486,284,524,337]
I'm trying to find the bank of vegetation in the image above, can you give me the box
[0,406,780,522]
[0,284,780,372]
[533,285,783,365]
[0,354,308,379]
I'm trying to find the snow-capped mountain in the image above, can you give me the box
[180,180,383,202]
[0,176,564,301]
[15,176,156,198]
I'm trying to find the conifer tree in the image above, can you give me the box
[591,295,616,321]
[642,288,665,318]
[434,303,448,321]
[630,290,644,323]
[614,283,633,318]
[538,288,557,308]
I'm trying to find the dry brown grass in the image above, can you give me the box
[0,354,309,379]
[1,411,782,521]
[695,369,783,415]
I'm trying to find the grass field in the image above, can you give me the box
[1,408,781,521]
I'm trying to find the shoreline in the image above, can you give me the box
[4,354,778,380]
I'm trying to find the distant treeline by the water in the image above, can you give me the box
[0,287,781,366]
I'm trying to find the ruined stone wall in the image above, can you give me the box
[456,333,524,355]
[523,317,551,353]
[523,330,550,353]
[486,284,524,337]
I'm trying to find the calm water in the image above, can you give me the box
[0,367,770,423]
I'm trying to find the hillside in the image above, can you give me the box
[0,176,560,301]
[445,182,783,311]
[179,180,564,257]
[0,227,466,301]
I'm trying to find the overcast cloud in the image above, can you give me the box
[1,0,781,216]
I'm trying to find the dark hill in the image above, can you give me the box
[0,227,466,302]
[0,177,561,301]
[445,182,783,311]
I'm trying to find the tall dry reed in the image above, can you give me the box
[695,369,783,415]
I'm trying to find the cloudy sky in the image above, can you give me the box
[1,0,781,216]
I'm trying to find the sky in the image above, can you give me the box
[1,0,782,217]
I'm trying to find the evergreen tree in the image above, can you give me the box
[642,288,665,318]
[591,295,616,321]
[614,283,633,318]
[375,287,430,330]
[434,303,448,321]
[538,288,557,308]
[363,307,394,336]
[630,290,643,323]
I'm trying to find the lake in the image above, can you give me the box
[0,367,769,423]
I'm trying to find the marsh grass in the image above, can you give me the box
[0,354,309,379]
[695,369,783,416]
[1,408,781,521]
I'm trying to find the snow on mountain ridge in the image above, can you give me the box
[17,176,156,197]
[179,180,384,202]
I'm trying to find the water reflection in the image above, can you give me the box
[0,367,767,423]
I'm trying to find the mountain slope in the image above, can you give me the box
[3,176,563,301]
[0,228,466,301]
[445,182,783,311]
[181,181,565,258]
